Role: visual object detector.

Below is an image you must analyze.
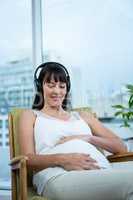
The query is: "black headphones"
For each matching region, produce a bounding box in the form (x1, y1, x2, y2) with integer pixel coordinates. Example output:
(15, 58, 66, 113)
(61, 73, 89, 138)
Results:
(34, 62, 71, 92)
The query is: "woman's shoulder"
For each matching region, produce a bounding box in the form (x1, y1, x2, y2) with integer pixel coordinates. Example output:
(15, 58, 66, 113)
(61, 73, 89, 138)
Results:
(75, 110, 96, 124)
(69, 110, 91, 121)
(20, 109, 36, 121)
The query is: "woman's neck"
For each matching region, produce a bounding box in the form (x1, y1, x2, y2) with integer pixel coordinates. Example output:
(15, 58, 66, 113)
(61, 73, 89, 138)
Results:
(41, 105, 70, 120)
(42, 105, 65, 116)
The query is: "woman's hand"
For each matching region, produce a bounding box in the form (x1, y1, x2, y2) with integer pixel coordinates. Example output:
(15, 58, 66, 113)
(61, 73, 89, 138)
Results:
(56, 135, 91, 145)
(60, 153, 100, 171)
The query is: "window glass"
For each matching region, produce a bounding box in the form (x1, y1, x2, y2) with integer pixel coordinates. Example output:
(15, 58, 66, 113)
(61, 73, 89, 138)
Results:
(0, 0, 32, 188)
(0, 120, 2, 129)
(42, 0, 133, 117)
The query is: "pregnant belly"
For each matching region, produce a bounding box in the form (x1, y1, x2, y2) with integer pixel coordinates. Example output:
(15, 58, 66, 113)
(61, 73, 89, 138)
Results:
(41, 139, 111, 169)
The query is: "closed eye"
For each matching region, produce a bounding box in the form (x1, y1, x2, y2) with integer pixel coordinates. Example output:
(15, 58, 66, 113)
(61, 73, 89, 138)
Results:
(47, 83, 66, 89)
(47, 83, 55, 88)
(60, 85, 66, 88)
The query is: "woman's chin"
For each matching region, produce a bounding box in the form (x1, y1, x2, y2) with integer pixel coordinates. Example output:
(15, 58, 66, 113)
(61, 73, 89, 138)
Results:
(50, 103, 62, 109)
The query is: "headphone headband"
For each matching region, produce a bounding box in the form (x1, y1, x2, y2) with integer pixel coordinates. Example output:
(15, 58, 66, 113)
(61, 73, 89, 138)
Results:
(34, 62, 71, 92)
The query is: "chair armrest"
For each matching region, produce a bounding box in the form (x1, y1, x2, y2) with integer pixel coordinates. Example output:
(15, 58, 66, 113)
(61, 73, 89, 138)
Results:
(10, 155, 28, 169)
(9, 155, 28, 200)
(107, 152, 133, 163)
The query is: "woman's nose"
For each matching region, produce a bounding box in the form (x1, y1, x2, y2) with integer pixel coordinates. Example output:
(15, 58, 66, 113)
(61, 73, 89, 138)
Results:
(53, 86, 60, 93)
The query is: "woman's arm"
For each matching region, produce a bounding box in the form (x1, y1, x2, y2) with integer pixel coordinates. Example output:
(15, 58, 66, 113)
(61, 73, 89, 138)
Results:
(79, 111, 127, 154)
(19, 110, 99, 171)
(19, 110, 63, 171)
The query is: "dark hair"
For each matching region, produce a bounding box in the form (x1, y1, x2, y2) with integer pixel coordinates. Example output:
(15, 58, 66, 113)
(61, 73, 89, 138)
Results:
(32, 62, 71, 110)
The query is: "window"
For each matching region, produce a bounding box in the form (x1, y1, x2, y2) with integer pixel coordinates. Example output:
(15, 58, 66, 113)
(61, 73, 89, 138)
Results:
(42, 0, 133, 118)
(0, 0, 32, 187)
(0, 1, 33, 114)
(5, 120, 8, 129)
(5, 142, 9, 146)
(0, 120, 2, 129)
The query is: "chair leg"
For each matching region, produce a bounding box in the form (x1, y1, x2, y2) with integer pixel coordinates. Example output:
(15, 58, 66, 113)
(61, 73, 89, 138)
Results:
(12, 171, 17, 200)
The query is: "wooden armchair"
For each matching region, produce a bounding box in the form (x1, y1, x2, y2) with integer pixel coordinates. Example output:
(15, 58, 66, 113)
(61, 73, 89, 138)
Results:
(8, 108, 133, 200)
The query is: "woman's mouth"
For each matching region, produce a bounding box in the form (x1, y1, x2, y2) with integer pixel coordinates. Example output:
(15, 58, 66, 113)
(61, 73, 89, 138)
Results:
(51, 96, 61, 101)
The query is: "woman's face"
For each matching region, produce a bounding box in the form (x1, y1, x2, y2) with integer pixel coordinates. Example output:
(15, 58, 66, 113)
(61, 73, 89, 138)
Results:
(43, 77, 67, 109)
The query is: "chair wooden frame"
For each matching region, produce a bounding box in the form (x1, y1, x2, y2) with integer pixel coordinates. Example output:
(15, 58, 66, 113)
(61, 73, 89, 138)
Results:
(9, 111, 28, 200)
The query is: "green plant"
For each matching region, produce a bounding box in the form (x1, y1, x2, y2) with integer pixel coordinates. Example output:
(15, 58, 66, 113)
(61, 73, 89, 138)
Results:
(112, 84, 133, 128)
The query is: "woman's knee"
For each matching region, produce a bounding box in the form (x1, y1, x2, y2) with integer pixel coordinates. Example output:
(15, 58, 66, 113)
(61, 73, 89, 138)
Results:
(43, 182, 66, 200)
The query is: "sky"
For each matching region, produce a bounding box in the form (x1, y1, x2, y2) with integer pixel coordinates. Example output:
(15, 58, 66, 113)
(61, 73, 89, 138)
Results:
(0, 0, 133, 91)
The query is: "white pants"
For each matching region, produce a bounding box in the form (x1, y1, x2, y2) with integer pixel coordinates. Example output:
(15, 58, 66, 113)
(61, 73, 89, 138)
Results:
(42, 167, 133, 200)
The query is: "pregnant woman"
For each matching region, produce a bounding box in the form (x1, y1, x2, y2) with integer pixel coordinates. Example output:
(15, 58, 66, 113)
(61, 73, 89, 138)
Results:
(19, 62, 133, 200)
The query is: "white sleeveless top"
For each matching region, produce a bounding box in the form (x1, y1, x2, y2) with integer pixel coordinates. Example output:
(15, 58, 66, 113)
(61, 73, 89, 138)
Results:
(33, 110, 111, 195)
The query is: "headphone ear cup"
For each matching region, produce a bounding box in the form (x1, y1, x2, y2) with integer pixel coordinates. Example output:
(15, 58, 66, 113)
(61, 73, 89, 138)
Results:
(34, 78, 41, 91)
